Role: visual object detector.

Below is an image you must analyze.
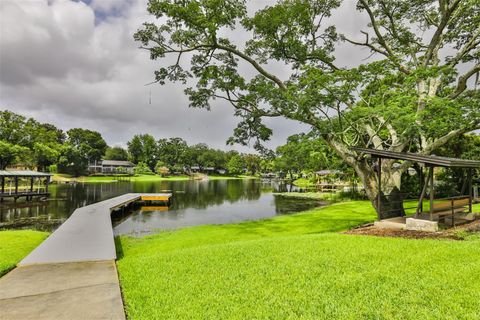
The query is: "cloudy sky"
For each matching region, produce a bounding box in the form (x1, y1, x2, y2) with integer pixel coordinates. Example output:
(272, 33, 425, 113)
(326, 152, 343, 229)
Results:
(0, 0, 369, 151)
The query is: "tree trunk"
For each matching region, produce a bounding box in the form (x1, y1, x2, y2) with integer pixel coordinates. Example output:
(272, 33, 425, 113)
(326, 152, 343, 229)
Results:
(326, 139, 406, 220)
(355, 161, 405, 220)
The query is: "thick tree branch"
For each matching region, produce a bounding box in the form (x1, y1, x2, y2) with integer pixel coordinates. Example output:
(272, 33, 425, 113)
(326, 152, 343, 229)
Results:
(448, 27, 480, 67)
(144, 41, 288, 92)
(359, 0, 394, 56)
(422, 124, 478, 155)
(365, 124, 384, 150)
(357, 0, 410, 74)
(450, 63, 480, 99)
(343, 32, 389, 57)
(423, 0, 462, 66)
(215, 44, 287, 91)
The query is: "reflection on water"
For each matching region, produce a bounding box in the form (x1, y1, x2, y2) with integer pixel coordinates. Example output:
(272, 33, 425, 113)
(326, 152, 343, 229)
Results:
(0, 179, 323, 235)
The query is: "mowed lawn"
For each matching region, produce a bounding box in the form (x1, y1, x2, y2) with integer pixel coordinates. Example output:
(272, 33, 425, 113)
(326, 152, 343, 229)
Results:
(0, 230, 48, 277)
(116, 201, 480, 319)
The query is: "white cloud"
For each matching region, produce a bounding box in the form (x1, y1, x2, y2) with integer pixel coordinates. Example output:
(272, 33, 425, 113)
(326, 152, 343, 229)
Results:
(2, 0, 370, 151)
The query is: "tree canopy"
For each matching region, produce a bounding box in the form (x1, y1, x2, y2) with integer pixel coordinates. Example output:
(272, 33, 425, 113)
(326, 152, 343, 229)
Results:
(136, 0, 480, 218)
(0, 110, 64, 170)
(104, 146, 129, 161)
(127, 134, 158, 170)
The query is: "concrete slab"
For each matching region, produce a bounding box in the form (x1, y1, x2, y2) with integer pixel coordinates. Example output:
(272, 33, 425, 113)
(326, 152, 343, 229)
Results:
(0, 261, 125, 320)
(0, 261, 119, 300)
(19, 193, 171, 265)
(374, 216, 407, 230)
(406, 218, 439, 232)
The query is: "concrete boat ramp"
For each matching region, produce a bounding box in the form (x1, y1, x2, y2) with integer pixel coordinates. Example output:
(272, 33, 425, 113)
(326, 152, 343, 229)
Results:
(0, 193, 171, 320)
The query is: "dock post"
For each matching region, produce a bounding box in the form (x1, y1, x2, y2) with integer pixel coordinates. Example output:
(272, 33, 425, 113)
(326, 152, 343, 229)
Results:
(468, 169, 473, 213)
(419, 167, 423, 213)
(0, 177, 4, 202)
(376, 157, 382, 218)
(429, 166, 434, 221)
(30, 177, 34, 201)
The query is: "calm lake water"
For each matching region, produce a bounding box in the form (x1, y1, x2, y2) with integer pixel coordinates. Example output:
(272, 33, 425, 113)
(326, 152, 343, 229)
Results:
(0, 179, 323, 236)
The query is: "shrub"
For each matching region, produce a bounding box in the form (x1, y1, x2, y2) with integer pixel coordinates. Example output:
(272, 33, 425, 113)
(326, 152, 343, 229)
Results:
(134, 162, 154, 175)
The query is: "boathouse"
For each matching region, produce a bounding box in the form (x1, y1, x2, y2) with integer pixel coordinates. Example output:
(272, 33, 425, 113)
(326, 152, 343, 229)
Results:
(0, 170, 52, 202)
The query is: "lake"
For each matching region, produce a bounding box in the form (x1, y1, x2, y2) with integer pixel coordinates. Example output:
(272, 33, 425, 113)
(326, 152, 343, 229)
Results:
(0, 179, 324, 236)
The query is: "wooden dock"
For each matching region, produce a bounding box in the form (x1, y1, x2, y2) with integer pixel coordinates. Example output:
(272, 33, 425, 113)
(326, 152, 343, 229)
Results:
(0, 193, 171, 319)
(19, 193, 171, 265)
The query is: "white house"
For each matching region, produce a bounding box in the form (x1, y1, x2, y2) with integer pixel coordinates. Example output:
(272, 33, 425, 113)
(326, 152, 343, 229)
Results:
(88, 160, 135, 174)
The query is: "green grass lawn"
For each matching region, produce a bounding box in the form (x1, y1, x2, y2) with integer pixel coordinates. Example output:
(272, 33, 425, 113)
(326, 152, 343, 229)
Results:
(207, 175, 257, 180)
(53, 174, 255, 183)
(0, 230, 48, 277)
(77, 175, 193, 183)
(115, 201, 480, 319)
(275, 191, 357, 202)
(292, 177, 315, 187)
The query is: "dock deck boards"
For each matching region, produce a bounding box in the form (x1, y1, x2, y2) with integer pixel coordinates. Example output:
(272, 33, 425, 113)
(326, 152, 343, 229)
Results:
(19, 193, 171, 265)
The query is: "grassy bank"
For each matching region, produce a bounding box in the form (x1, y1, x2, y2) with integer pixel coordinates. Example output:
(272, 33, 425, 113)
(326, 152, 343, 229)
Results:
(52, 174, 256, 183)
(275, 191, 356, 202)
(207, 175, 257, 180)
(52, 174, 192, 183)
(292, 177, 315, 187)
(0, 230, 48, 277)
(116, 201, 480, 319)
(81, 175, 192, 183)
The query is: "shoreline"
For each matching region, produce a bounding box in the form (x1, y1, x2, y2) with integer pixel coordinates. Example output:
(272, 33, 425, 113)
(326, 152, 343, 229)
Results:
(51, 174, 258, 183)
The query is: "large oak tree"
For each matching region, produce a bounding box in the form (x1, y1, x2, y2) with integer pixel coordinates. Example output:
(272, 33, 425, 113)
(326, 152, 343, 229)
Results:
(135, 0, 480, 218)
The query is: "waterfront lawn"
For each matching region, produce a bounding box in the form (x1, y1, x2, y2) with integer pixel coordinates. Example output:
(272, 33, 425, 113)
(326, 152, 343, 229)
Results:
(208, 175, 257, 180)
(115, 201, 480, 319)
(53, 174, 255, 183)
(78, 175, 192, 183)
(292, 177, 315, 187)
(275, 191, 356, 202)
(0, 230, 48, 277)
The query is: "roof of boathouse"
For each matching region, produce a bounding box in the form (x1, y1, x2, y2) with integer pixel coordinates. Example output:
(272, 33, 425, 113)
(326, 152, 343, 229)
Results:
(351, 147, 480, 168)
(0, 170, 53, 177)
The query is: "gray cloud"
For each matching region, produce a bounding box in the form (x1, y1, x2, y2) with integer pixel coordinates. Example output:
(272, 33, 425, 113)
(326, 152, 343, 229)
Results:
(0, 0, 368, 151)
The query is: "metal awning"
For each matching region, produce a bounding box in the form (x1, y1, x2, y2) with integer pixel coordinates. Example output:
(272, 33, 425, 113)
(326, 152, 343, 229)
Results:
(0, 170, 53, 177)
(351, 147, 480, 168)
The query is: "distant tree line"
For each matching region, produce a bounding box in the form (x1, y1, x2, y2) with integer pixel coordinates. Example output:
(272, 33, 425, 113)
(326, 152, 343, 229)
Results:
(1, 110, 478, 182)
(125, 133, 262, 175)
(0, 110, 107, 175)
(0, 110, 263, 176)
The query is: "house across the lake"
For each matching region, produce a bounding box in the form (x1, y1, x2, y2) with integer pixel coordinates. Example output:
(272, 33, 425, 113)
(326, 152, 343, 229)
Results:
(88, 160, 135, 174)
(188, 166, 226, 175)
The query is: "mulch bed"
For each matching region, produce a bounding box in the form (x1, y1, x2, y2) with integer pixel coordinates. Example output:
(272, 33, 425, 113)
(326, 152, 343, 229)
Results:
(343, 220, 480, 240)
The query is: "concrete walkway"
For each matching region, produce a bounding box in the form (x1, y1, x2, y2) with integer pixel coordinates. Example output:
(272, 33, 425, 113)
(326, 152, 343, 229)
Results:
(0, 261, 125, 320)
(0, 193, 171, 320)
